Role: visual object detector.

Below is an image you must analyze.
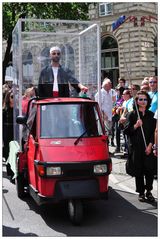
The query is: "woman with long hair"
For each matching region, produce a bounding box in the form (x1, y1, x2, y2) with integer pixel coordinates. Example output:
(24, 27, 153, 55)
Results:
(3, 90, 14, 180)
(124, 90, 157, 202)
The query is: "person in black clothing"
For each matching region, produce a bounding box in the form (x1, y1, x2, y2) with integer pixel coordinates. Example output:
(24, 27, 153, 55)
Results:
(111, 78, 126, 147)
(3, 90, 14, 180)
(38, 46, 88, 97)
(111, 86, 124, 147)
(124, 90, 157, 202)
(117, 78, 126, 97)
(3, 90, 14, 160)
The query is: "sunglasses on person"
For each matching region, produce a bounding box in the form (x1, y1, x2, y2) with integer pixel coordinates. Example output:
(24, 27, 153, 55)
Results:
(10, 95, 13, 99)
(138, 98, 148, 102)
(149, 81, 157, 84)
(52, 52, 60, 56)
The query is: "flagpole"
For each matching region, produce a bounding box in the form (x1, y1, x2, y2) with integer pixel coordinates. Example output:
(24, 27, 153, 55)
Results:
(122, 50, 147, 148)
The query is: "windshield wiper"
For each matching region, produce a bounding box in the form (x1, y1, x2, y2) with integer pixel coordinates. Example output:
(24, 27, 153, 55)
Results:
(74, 118, 99, 146)
(74, 129, 88, 146)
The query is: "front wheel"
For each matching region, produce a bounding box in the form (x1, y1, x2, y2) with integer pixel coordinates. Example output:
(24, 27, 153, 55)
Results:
(68, 199, 83, 225)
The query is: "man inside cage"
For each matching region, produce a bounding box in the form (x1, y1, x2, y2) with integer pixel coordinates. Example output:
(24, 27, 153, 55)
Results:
(38, 46, 88, 97)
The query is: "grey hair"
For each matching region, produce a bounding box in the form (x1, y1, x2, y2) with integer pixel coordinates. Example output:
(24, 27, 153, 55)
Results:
(102, 78, 111, 88)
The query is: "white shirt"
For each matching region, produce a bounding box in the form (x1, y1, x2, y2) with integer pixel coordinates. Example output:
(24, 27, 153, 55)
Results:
(154, 109, 157, 120)
(95, 88, 116, 121)
(52, 67, 59, 92)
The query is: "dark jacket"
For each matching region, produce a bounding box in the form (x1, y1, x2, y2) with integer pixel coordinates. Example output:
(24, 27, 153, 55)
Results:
(123, 110, 157, 176)
(38, 65, 80, 97)
(3, 107, 14, 160)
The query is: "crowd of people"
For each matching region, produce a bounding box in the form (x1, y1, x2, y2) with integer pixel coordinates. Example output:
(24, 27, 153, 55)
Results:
(96, 76, 158, 202)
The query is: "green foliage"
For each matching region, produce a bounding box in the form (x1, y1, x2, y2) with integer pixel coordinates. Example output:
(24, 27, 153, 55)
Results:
(3, 2, 90, 40)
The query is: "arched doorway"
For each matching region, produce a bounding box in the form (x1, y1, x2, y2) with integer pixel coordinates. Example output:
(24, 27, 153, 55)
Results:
(41, 47, 50, 68)
(61, 44, 77, 96)
(22, 51, 33, 87)
(61, 44, 75, 73)
(101, 35, 119, 87)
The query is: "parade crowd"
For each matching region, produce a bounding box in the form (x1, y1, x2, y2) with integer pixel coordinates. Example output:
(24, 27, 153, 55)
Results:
(95, 77, 157, 155)
(95, 76, 157, 202)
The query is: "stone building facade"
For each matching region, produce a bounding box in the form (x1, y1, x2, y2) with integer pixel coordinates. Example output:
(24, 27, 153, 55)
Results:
(88, 2, 158, 86)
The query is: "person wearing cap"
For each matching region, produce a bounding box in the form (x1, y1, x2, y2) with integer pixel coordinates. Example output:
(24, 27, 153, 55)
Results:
(38, 46, 88, 97)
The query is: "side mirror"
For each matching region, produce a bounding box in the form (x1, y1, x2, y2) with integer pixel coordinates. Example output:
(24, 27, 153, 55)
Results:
(16, 115, 27, 125)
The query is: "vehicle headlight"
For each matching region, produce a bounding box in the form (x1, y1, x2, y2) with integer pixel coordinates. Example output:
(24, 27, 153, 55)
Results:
(94, 164, 107, 174)
(46, 167, 62, 176)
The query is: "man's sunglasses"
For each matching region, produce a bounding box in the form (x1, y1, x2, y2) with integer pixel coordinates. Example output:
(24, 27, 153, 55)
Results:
(52, 52, 60, 56)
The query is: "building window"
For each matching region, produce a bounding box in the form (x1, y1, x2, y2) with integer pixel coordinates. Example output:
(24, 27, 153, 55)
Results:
(6, 65, 13, 77)
(99, 3, 112, 16)
(101, 36, 119, 86)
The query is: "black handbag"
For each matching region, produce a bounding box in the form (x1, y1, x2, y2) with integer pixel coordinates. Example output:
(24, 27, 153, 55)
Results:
(144, 153, 157, 176)
(125, 157, 135, 177)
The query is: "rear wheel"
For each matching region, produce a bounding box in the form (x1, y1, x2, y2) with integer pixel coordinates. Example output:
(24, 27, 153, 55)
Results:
(68, 199, 83, 225)
(16, 173, 26, 198)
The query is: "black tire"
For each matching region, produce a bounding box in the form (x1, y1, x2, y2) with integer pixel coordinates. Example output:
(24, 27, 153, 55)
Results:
(68, 199, 83, 225)
(16, 173, 26, 198)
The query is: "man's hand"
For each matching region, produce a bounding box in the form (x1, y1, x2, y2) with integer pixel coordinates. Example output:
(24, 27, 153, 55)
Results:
(78, 83, 88, 92)
(119, 116, 126, 124)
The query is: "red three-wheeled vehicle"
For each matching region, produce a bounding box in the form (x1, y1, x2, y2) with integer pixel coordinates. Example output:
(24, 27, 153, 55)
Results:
(16, 96, 112, 225)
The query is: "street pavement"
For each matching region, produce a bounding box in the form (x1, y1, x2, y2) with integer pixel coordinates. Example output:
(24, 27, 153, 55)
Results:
(109, 144, 158, 200)
(2, 145, 158, 236)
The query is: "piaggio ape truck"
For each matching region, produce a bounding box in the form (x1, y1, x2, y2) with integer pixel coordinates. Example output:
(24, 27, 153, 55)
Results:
(16, 96, 112, 225)
(11, 19, 112, 225)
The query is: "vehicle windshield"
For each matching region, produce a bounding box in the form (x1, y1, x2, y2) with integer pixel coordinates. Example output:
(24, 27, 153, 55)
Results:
(40, 103, 103, 138)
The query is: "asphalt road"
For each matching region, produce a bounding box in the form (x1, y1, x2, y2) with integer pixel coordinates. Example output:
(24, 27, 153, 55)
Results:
(2, 162, 158, 237)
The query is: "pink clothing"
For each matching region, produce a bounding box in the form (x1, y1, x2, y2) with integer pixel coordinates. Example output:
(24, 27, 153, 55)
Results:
(22, 97, 29, 115)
